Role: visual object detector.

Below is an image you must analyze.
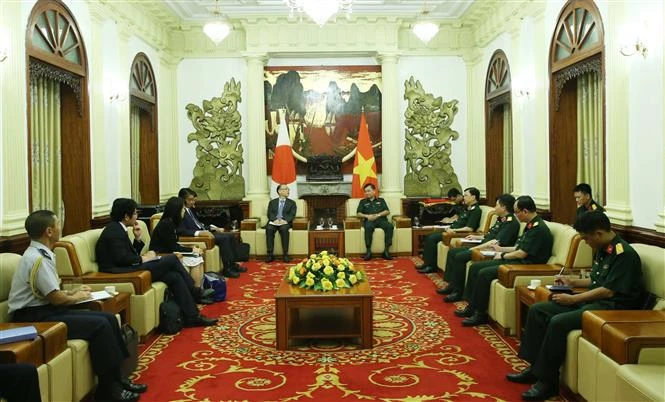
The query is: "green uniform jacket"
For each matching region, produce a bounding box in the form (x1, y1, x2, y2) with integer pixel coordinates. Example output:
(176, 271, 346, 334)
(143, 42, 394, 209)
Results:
(575, 200, 605, 221)
(357, 197, 390, 223)
(482, 214, 520, 246)
(451, 203, 482, 230)
(515, 216, 553, 264)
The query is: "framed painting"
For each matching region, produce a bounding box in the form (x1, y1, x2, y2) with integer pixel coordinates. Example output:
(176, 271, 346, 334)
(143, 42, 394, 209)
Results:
(264, 65, 382, 175)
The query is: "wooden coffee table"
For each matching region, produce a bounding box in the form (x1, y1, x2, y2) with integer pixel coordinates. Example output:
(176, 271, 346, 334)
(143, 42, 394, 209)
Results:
(275, 269, 373, 350)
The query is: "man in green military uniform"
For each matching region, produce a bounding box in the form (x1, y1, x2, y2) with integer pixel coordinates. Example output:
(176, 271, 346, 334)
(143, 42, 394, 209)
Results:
(574, 182, 604, 221)
(357, 183, 393, 260)
(506, 211, 644, 401)
(417, 187, 483, 274)
(440, 194, 521, 302)
(455, 195, 553, 326)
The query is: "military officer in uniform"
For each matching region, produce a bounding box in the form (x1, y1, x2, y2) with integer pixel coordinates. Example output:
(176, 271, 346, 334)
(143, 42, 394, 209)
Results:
(417, 187, 483, 273)
(456, 195, 553, 326)
(357, 183, 393, 260)
(507, 211, 645, 401)
(573, 183, 604, 220)
(8, 210, 147, 402)
(440, 194, 520, 302)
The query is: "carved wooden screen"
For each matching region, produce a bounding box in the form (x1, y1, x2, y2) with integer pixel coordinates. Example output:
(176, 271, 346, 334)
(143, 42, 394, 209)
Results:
(485, 49, 512, 203)
(129, 53, 159, 204)
(548, 0, 605, 224)
(26, 0, 91, 234)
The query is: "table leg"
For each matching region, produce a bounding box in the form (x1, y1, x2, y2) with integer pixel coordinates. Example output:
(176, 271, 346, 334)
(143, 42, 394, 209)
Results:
(275, 299, 288, 350)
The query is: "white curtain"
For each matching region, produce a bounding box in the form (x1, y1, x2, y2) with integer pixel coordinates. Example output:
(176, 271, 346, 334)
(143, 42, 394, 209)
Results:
(503, 104, 514, 194)
(130, 105, 141, 203)
(30, 77, 63, 222)
(577, 72, 604, 205)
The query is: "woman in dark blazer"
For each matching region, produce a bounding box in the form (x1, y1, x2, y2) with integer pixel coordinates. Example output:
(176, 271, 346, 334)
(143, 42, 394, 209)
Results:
(150, 197, 206, 289)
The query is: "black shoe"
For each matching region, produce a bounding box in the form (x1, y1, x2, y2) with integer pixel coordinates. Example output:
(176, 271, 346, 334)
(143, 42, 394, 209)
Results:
(506, 367, 537, 384)
(97, 382, 140, 402)
(221, 268, 240, 278)
(417, 265, 436, 274)
(436, 285, 455, 295)
(185, 314, 218, 328)
(283, 255, 291, 263)
(266, 254, 274, 263)
(200, 288, 215, 298)
(444, 291, 462, 303)
(382, 250, 393, 260)
(454, 305, 473, 318)
(197, 297, 215, 305)
(120, 378, 148, 393)
(233, 263, 248, 273)
(414, 263, 424, 270)
(521, 381, 559, 401)
(363, 251, 372, 261)
(462, 312, 489, 327)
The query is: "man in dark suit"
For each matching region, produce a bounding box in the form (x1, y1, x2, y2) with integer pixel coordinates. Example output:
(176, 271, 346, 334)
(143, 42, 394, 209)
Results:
(177, 188, 244, 278)
(266, 184, 297, 262)
(96, 198, 217, 328)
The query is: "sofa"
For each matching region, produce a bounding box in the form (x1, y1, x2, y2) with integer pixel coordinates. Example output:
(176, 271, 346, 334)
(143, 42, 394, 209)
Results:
(1, 253, 80, 401)
(489, 221, 593, 335)
(436, 205, 496, 271)
(344, 197, 412, 257)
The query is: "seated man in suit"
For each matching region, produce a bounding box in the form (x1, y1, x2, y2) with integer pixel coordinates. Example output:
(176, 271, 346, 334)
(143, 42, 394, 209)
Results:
(417, 187, 483, 273)
(177, 188, 244, 278)
(573, 182, 604, 221)
(266, 184, 297, 262)
(506, 211, 644, 401)
(9, 210, 147, 402)
(455, 195, 553, 326)
(440, 193, 520, 302)
(96, 198, 217, 328)
(356, 183, 393, 261)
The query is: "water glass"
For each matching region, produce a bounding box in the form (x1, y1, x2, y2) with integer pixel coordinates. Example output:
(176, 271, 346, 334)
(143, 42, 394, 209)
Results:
(327, 217, 334, 228)
(231, 220, 238, 231)
(413, 216, 420, 227)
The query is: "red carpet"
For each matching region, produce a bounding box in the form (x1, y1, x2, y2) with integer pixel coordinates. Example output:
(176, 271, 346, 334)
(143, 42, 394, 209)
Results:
(134, 258, 531, 401)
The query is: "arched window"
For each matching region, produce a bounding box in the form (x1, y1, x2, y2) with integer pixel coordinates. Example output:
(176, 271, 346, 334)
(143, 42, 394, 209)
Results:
(548, 0, 605, 224)
(26, 0, 91, 234)
(129, 53, 159, 204)
(485, 49, 513, 202)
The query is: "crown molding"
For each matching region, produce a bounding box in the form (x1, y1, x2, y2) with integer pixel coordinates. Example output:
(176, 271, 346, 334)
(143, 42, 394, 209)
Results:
(461, 0, 545, 48)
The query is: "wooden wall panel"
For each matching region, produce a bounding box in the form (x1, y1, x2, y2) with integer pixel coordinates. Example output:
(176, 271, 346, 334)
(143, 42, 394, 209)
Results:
(139, 108, 159, 204)
(485, 105, 504, 203)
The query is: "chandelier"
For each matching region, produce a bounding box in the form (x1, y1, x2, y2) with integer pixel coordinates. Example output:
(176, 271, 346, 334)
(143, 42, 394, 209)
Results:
(284, 0, 354, 27)
(412, 4, 439, 43)
(203, 0, 231, 45)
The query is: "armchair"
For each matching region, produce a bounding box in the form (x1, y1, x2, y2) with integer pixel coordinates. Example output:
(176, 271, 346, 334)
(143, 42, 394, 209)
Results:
(489, 221, 593, 335)
(436, 206, 496, 270)
(344, 197, 412, 257)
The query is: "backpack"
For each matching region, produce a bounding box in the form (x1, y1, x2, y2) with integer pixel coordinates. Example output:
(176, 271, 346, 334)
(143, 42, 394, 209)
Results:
(234, 239, 250, 262)
(158, 290, 183, 334)
(203, 273, 227, 302)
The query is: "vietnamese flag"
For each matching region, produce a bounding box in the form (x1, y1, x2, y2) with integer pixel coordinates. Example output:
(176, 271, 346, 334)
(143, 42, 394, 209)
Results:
(271, 110, 298, 199)
(351, 111, 378, 198)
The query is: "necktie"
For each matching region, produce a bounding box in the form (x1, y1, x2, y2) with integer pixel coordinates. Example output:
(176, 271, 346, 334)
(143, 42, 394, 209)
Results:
(189, 209, 204, 229)
(277, 199, 285, 219)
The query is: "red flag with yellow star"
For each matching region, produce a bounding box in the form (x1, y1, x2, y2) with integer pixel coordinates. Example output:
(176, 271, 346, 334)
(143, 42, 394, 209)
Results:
(351, 112, 378, 198)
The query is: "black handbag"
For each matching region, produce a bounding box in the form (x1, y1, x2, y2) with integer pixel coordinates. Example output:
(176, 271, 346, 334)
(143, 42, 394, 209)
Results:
(158, 290, 183, 335)
(120, 324, 139, 377)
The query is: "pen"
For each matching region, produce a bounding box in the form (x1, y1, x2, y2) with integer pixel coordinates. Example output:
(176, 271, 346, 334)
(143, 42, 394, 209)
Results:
(557, 266, 566, 276)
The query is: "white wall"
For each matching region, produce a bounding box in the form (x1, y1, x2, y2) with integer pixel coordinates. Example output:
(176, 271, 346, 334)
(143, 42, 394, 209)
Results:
(398, 56, 468, 187)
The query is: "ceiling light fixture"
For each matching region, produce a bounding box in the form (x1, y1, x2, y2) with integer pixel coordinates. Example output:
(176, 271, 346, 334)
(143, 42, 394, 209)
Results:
(284, 0, 353, 27)
(203, 0, 231, 45)
(412, 2, 439, 44)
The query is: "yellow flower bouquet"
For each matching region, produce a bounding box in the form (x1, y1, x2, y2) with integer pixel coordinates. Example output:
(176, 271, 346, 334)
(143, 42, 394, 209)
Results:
(287, 250, 364, 291)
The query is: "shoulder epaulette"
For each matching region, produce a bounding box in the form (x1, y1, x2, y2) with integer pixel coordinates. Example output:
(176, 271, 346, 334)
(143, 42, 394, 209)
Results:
(533, 221, 539, 227)
(616, 243, 624, 255)
(38, 248, 52, 260)
(507, 216, 512, 221)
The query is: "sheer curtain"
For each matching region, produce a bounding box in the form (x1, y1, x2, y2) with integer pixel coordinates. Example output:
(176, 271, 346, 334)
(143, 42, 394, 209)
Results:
(577, 72, 604, 204)
(130, 105, 141, 203)
(30, 77, 63, 222)
(503, 104, 514, 194)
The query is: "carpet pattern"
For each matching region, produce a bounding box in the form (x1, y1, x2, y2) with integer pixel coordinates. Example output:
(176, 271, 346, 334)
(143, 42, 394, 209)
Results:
(134, 257, 529, 401)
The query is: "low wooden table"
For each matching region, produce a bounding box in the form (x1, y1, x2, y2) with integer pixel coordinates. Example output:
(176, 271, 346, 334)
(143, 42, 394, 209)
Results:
(515, 285, 536, 340)
(274, 269, 373, 350)
(308, 228, 345, 256)
(411, 227, 446, 256)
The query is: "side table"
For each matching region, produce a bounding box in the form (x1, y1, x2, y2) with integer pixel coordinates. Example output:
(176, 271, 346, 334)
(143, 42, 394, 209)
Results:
(515, 285, 536, 340)
(308, 229, 345, 256)
(79, 292, 131, 325)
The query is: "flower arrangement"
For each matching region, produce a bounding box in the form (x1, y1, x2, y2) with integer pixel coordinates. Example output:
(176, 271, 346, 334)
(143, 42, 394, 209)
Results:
(287, 250, 364, 291)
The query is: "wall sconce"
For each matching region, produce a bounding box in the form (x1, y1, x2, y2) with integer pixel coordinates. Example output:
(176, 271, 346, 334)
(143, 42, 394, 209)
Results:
(108, 93, 127, 103)
(0, 48, 7, 62)
(620, 22, 649, 58)
(515, 88, 530, 98)
(620, 41, 648, 58)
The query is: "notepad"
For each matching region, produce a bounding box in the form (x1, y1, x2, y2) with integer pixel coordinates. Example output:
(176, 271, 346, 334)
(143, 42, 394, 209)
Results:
(0, 326, 38, 345)
(75, 290, 114, 304)
(463, 238, 483, 243)
(547, 285, 574, 294)
(480, 250, 497, 257)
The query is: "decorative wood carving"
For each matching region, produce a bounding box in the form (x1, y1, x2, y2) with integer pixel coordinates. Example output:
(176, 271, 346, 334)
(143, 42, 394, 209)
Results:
(29, 58, 82, 115)
(553, 54, 601, 111)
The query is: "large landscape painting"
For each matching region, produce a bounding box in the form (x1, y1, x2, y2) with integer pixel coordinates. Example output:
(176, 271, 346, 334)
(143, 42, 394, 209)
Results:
(264, 66, 382, 175)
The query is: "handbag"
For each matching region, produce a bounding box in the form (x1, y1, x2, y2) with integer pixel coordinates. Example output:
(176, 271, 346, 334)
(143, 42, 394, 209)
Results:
(120, 324, 138, 377)
(203, 273, 227, 302)
(158, 290, 184, 334)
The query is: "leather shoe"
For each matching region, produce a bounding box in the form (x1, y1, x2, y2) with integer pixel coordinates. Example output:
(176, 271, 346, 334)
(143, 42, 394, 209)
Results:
(454, 305, 474, 318)
(444, 291, 462, 303)
(283, 255, 291, 263)
(506, 367, 537, 384)
(97, 382, 139, 402)
(221, 268, 240, 278)
(462, 312, 489, 326)
(200, 288, 215, 299)
(120, 378, 148, 393)
(363, 251, 372, 261)
(197, 297, 215, 305)
(233, 263, 247, 273)
(417, 265, 436, 274)
(266, 254, 274, 263)
(382, 250, 393, 260)
(436, 285, 455, 295)
(185, 314, 218, 328)
(414, 263, 424, 270)
(521, 381, 559, 401)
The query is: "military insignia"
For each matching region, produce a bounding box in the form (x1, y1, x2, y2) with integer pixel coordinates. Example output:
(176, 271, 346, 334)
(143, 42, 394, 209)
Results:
(507, 216, 512, 221)
(591, 204, 597, 210)
(38, 248, 52, 260)
(616, 243, 624, 255)
(533, 221, 539, 227)
(606, 244, 614, 254)
(470, 206, 476, 210)
(602, 264, 609, 270)
(527, 223, 533, 229)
